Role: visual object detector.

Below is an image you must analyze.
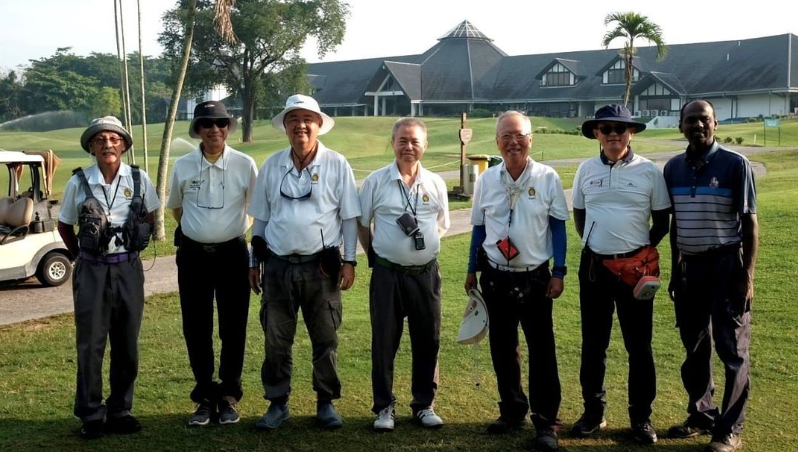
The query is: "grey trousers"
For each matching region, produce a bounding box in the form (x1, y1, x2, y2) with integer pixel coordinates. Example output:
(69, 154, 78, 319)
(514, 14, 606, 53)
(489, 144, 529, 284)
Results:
(260, 258, 342, 404)
(369, 259, 441, 414)
(72, 256, 144, 422)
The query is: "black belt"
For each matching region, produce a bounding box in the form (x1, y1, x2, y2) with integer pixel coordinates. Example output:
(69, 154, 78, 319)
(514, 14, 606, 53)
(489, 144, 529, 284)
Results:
(182, 235, 244, 253)
(375, 256, 436, 275)
(682, 243, 741, 259)
(269, 250, 323, 264)
(590, 246, 644, 260)
(79, 251, 138, 263)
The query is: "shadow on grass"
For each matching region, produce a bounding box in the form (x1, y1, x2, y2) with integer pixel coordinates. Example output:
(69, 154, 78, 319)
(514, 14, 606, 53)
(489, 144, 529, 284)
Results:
(0, 414, 711, 452)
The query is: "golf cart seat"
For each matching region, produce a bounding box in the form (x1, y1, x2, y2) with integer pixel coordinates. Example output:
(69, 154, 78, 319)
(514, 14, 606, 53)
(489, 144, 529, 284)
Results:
(0, 196, 33, 245)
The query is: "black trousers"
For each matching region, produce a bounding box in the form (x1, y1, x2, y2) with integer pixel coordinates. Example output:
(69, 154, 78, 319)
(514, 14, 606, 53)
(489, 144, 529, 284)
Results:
(479, 263, 562, 431)
(260, 257, 342, 404)
(673, 247, 751, 436)
(73, 256, 144, 422)
(577, 250, 656, 424)
(177, 236, 250, 404)
(369, 259, 441, 414)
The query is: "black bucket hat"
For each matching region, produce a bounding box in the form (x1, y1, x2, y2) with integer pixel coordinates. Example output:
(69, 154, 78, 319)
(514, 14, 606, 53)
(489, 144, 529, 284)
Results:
(189, 101, 237, 138)
(581, 104, 647, 139)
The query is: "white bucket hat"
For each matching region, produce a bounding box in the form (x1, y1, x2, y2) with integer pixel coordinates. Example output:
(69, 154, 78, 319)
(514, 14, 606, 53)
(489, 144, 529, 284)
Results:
(457, 289, 489, 345)
(271, 94, 335, 135)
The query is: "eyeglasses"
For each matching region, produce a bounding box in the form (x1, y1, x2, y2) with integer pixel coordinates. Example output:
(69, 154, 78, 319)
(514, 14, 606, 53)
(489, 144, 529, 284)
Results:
(498, 133, 531, 143)
(91, 136, 123, 146)
(279, 167, 313, 201)
(598, 124, 629, 135)
(196, 118, 230, 129)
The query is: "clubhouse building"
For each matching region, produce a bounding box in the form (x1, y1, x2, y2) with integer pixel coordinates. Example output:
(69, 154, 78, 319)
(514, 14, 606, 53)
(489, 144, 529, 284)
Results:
(306, 21, 798, 121)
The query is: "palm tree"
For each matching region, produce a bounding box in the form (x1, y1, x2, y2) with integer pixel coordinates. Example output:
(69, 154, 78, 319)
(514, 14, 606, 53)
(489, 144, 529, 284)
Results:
(602, 12, 667, 108)
(153, 0, 236, 240)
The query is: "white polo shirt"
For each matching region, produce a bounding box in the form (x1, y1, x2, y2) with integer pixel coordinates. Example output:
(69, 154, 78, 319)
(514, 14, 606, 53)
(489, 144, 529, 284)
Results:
(167, 145, 257, 243)
(471, 157, 568, 269)
(359, 161, 450, 266)
(249, 141, 360, 256)
(59, 163, 160, 255)
(572, 151, 671, 254)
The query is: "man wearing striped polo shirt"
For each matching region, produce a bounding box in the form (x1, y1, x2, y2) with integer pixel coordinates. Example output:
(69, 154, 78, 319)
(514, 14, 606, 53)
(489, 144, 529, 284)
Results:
(664, 100, 759, 452)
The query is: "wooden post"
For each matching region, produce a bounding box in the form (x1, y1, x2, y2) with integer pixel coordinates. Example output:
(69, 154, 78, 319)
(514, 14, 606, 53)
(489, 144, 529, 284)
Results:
(458, 112, 473, 194)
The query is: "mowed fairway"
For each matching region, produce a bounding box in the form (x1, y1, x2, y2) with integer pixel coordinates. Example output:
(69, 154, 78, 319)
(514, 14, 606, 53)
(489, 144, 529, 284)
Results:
(1, 123, 797, 452)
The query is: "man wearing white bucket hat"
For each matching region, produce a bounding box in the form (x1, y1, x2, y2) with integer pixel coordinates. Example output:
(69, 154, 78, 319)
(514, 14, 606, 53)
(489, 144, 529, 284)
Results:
(249, 94, 360, 430)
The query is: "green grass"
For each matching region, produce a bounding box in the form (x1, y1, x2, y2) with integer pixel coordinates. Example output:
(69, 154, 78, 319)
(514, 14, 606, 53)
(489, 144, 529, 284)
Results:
(1, 149, 796, 451)
(4, 116, 797, 200)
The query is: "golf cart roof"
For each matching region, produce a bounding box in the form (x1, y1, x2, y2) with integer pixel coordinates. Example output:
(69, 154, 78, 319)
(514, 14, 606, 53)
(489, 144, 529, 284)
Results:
(0, 150, 45, 164)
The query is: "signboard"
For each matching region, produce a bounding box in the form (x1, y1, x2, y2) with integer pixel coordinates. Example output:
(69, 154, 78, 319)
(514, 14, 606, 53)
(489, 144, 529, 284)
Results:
(459, 129, 473, 145)
(764, 118, 780, 127)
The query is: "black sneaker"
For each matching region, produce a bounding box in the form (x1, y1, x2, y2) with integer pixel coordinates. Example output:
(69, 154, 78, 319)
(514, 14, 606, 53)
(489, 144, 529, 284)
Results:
(705, 432, 742, 452)
(189, 403, 214, 426)
(79, 420, 104, 440)
(570, 414, 606, 437)
(668, 419, 713, 438)
(486, 416, 525, 434)
(218, 402, 240, 425)
(534, 428, 559, 451)
(632, 421, 658, 444)
(106, 415, 142, 434)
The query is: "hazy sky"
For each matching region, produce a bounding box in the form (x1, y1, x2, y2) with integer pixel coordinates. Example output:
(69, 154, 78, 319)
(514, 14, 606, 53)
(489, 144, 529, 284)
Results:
(2, 0, 796, 71)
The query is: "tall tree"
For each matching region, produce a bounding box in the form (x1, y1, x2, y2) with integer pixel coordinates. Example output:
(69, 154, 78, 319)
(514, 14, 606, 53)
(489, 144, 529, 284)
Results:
(159, 0, 349, 142)
(602, 12, 667, 108)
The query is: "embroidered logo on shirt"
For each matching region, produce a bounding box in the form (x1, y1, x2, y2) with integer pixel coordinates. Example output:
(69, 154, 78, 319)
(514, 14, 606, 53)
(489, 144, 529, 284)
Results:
(709, 177, 719, 188)
(189, 180, 203, 191)
(528, 187, 536, 198)
(588, 179, 604, 188)
(627, 182, 637, 188)
(311, 173, 319, 182)
(124, 188, 132, 199)
(422, 194, 430, 203)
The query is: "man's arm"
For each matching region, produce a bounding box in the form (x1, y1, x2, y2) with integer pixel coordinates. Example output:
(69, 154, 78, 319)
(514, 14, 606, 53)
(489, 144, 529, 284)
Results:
(740, 213, 759, 302)
(57, 221, 79, 260)
(172, 207, 182, 223)
(649, 208, 670, 247)
(573, 208, 586, 238)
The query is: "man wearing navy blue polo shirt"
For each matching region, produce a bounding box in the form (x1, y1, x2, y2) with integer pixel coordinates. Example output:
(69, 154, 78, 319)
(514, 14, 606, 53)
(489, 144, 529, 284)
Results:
(663, 100, 759, 452)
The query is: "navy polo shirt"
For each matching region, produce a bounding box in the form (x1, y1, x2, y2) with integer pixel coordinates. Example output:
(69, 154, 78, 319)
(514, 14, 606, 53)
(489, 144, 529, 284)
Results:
(663, 141, 756, 255)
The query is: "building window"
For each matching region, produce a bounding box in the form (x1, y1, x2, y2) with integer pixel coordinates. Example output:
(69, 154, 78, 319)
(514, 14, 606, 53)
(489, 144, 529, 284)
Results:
(603, 60, 638, 85)
(543, 63, 573, 87)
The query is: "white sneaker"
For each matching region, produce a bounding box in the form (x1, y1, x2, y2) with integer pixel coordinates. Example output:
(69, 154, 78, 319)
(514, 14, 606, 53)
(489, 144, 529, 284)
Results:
(415, 408, 443, 429)
(373, 404, 395, 432)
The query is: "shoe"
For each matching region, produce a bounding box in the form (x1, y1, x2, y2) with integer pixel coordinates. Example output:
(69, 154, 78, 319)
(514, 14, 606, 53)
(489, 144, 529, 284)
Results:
(256, 403, 290, 430)
(415, 408, 443, 429)
(316, 402, 343, 429)
(106, 415, 142, 434)
(705, 433, 742, 452)
(373, 404, 395, 432)
(486, 416, 525, 434)
(668, 418, 713, 438)
(534, 428, 559, 451)
(189, 403, 214, 426)
(218, 403, 240, 425)
(632, 421, 658, 444)
(570, 413, 606, 437)
(79, 420, 104, 440)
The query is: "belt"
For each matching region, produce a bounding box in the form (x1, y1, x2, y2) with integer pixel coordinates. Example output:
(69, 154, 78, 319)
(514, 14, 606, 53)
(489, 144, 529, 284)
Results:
(591, 246, 645, 260)
(486, 260, 545, 273)
(79, 251, 138, 264)
(682, 243, 742, 259)
(374, 256, 436, 275)
(182, 235, 244, 253)
(269, 250, 323, 264)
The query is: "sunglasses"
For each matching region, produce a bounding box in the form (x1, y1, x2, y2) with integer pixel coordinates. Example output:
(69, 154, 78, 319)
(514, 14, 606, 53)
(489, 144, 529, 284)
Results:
(597, 124, 629, 135)
(279, 167, 313, 201)
(196, 118, 230, 129)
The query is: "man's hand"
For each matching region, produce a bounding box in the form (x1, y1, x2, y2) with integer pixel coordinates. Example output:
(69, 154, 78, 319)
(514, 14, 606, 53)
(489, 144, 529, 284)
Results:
(734, 271, 754, 312)
(546, 277, 564, 299)
(340, 263, 355, 290)
(464, 273, 478, 294)
(249, 267, 261, 295)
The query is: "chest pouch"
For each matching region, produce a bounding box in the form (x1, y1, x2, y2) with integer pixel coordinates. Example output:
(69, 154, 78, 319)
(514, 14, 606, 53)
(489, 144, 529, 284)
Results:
(74, 168, 113, 255)
(121, 165, 153, 252)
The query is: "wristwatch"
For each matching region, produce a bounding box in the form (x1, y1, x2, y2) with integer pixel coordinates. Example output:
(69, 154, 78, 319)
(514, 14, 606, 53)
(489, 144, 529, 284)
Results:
(343, 260, 357, 267)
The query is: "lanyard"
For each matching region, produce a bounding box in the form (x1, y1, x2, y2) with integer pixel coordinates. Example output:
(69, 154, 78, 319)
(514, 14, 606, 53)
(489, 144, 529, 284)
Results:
(397, 180, 419, 217)
(100, 175, 121, 214)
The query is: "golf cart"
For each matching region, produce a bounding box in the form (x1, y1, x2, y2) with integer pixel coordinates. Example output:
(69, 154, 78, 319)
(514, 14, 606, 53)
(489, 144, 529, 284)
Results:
(0, 149, 72, 286)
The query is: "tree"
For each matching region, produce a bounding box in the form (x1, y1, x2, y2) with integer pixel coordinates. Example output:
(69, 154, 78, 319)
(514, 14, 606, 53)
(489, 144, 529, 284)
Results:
(602, 12, 667, 108)
(89, 87, 123, 118)
(159, 0, 349, 142)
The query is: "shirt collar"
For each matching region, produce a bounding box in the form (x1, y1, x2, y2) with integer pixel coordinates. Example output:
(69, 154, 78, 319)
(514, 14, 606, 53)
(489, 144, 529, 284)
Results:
(87, 163, 130, 185)
(390, 161, 426, 186)
(498, 156, 533, 183)
(684, 140, 720, 165)
(197, 144, 230, 169)
(600, 147, 635, 166)
(280, 141, 327, 168)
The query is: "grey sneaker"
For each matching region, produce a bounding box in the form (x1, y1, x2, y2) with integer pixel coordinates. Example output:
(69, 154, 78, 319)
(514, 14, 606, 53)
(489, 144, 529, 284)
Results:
(570, 413, 607, 437)
(218, 403, 240, 425)
(415, 408, 443, 429)
(188, 404, 213, 427)
(317, 402, 343, 429)
(256, 403, 290, 430)
(373, 404, 395, 432)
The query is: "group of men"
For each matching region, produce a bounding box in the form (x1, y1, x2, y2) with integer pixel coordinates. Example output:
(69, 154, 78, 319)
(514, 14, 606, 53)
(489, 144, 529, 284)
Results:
(60, 95, 757, 452)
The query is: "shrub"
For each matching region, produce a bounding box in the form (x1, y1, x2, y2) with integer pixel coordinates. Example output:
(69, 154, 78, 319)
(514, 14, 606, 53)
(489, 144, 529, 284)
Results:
(724, 136, 734, 144)
(736, 137, 744, 145)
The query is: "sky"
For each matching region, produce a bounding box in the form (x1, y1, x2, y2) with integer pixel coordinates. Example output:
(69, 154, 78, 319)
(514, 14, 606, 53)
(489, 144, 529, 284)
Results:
(2, 0, 797, 71)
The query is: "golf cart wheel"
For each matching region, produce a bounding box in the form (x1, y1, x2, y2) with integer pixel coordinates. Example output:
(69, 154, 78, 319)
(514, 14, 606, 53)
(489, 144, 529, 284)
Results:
(36, 252, 72, 287)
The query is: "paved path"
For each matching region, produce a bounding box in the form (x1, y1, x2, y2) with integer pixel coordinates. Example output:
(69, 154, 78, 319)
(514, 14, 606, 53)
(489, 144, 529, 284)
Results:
(0, 144, 781, 326)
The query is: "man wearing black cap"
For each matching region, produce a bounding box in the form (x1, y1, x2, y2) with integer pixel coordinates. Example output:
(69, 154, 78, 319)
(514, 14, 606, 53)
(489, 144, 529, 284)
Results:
(58, 116, 160, 439)
(167, 101, 257, 426)
(570, 105, 670, 444)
